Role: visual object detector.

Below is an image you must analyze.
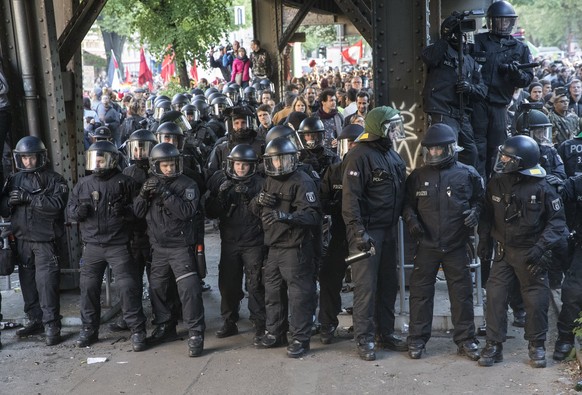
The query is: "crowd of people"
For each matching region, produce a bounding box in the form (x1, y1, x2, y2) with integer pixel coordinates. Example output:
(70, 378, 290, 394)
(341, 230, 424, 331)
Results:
(0, 0, 581, 369)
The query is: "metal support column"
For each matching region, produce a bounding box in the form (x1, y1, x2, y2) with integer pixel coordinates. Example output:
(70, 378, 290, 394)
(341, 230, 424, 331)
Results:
(252, 0, 282, 96)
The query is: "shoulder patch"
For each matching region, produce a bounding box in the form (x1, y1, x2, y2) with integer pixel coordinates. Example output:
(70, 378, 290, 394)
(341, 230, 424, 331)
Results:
(305, 191, 316, 203)
(185, 188, 196, 201)
(311, 170, 320, 180)
(348, 170, 360, 177)
(552, 198, 562, 211)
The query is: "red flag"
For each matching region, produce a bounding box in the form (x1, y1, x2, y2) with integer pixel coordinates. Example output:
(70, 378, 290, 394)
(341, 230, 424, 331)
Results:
(341, 40, 363, 65)
(161, 51, 175, 83)
(190, 59, 198, 81)
(138, 48, 153, 90)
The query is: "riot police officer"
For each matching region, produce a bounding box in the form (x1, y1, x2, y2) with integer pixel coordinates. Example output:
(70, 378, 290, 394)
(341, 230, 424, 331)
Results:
(318, 124, 363, 344)
(477, 135, 566, 368)
(402, 124, 483, 360)
(468, 1, 534, 177)
(250, 137, 320, 358)
(297, 116, 340, 177)
(206, 144, 266, 344)
(422, 13, 487, 170)
(342, 106, 408, 361)
(67, 141, 147, 351)
(133, 143, 206, 357)
(0, 136, 68, 346)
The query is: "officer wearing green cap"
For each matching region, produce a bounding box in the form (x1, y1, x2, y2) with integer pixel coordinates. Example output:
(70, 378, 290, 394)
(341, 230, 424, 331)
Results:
(341, 106, 408, 361)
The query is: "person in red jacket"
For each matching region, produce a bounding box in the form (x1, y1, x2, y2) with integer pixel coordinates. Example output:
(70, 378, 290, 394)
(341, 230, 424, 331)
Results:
(231, 48, 251, 88)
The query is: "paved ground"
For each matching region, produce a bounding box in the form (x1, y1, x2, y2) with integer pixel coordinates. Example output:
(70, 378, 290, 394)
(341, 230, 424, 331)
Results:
(0, 228, 580, 394)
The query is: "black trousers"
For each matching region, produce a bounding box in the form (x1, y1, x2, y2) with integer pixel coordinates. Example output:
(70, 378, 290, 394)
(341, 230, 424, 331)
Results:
(150, 245, 205, 335)
(485, 246, 550, 343)
(80, 243, 146, 333)
(318, 233, 349, 327)
(264, 246, 315, 342)
(16, 240, 60, 325)
(408, 245, 475, 345)
(351, 226, 398, 342)
(557, 246, 582, 342)
(471, 100, 508, 179)
(218, 243, 265, 327)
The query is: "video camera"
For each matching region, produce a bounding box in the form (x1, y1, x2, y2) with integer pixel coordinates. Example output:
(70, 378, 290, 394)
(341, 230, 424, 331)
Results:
(445, 9, 485, 35)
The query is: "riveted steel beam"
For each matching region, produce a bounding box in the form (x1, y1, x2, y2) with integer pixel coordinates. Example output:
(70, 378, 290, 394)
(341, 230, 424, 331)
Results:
(58, 0, 108, 68)
(252, 0, 282, 95)
(332, 0, 371, 44)
(278, 0, 317, 53)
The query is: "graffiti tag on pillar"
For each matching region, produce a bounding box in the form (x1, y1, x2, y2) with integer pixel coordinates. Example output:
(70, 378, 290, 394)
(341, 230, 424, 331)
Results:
(391, 101, 422, 172)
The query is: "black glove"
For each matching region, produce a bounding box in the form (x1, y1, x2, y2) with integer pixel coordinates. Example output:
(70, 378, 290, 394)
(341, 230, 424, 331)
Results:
(354, 230, 375, 252)
(262, 210, 293, 226)
(77, 203, 92, 221)
(234, 183, 250, 202)
(525, 246, 549, 276)
(408, 220, 425, 240)
(455, 79, 473, 94)
(111, 202, 124, 217)
(545, 174, 564, 187)
(257, 191, 277, 207)
(463, 208, 479, 228)
(507, 61, 521, 78)
(218, 179, 234, 201)
(9, 189, 31, 206)
(477, 237, 492, 262)
(140, 178, 159, 200)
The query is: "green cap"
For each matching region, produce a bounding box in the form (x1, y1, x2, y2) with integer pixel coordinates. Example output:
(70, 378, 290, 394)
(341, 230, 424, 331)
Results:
(357, 106, 400, 142)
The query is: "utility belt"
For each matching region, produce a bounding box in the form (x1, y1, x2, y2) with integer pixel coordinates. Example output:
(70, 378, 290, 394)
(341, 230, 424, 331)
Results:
(429, 111, 469, 123)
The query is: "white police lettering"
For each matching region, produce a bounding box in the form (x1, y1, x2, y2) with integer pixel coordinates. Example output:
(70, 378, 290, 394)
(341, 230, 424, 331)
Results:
(306, 192, 316, 203)
(569, 144, 582, 154)
(492, 195, 501, 203)
(416, 190, 428, 197)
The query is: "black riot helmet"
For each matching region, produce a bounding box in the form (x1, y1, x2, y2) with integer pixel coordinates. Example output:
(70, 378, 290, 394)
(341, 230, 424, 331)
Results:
(263, 137, 298, 178)
(154, 95, 170, 106)
(126, 129, 157, 163)
(149, 142, 183, 179)
(211, 96, 233, 119)
(181, 104, 200, 122)
(494, 135, 545, 177)
(224, 106, 257, 141)
(337, 124, 364, 159)
(515, 110, 553, 147)
(86, 140, 119, 175)
(204, 87, 219, 98)
(13, 136, 48, 172)
(89, 125, 113, 143)
(171, 93, 189, 111)
(259, 78, 274, 93)
(191, 88, 204, 96)
(222, 85, 240, 103)
(193, 99, 210, 120)
(487, 1, 518, 36)
(243, 86, 257, 102)
(159, 110, 192, 134)
(155, 121, 185, 150)
(421, 123, 459, 167)
(225, 144, 258, 180)
(298, 116, 325, 150)
(265, 124, 304, 150)
(153, 100, 172, 121)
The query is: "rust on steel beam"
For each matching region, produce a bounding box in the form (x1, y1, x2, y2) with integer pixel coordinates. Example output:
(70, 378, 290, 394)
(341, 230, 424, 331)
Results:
(278, 0, 317, 52)
(333, 0, 371, 44)
(57, 0, 108, 68)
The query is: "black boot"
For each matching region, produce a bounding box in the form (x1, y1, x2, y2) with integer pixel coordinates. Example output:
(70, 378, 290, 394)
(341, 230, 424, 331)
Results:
(45, 322, 62, 346)
(512, 310, 526, 328)
(457, 339, 480, 361)
(131, 331, 148, 352)
(287, 340, 310, 358)
(553, 339, 574, 361)
(108, 316, 129, 332)
(376, 333, 408, 351)
(76, 326, 99, 348)
(148, 322, 177, 344)
(478, 341, 503, 366)
(253, 326, 266, 347)
(408, 342, 425, 360)
(259, 332, 288, 348)
(16, 320, 44, 338)
(357, 338, 376, 361)
(188, 334, 204, 357)
(320, 324, 336, 345)
(528, 341, 546, 368)
(216, 320, 238, 338)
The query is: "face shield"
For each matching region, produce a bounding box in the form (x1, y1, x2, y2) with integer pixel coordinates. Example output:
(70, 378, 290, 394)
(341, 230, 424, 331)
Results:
(422, 143, 456, 166)
(338, 139, 355, 160)
(530, 126, 553, 147)
(226, 115, 257, 135)
(183, 108, 200, 122)
(299, 131, 324, 150)
(493, 147, 521, 174)
(488, 17, 516, 36)
(173, 115, 193, 133)
(156, 133, 185, 150)
(127, 140, 156, 162)
(86, 150, 118, 174)
(150, 156, 184, 179)
(13, 152, 47, 172)
(224, 90, 240, 103)
(213, 102, 229, 118)
(263, 153, 298, 177)
(383, 115, 406, 141)
(225, 159, 257, 180)
(153, 106, 168, 121)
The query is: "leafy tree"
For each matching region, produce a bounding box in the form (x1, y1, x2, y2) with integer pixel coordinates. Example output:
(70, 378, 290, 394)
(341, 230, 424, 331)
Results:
(298, 25, 337, 57)
(98, 0, 137, 79)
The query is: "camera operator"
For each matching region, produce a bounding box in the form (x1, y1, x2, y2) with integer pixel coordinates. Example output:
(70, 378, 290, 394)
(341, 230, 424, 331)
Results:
(208, 45, 231, 82)
(468, 1, 534, 178)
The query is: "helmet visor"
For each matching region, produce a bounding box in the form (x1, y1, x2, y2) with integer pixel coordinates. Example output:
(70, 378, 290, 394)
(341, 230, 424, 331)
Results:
(183, 108, 200, 122)
(493, 148, 521, 174)
(531, 126, 553, 147)
(153, 106, 167, 121)
(150, 156, 183, 178)
(127, 140, 156, 161)
(422, 143, 455, 166)
(156, 134, 184, 150)
(338, 138, 354, 160)
(226, 115, 257, 135)
(13, 152, 47, 172)
(383, 116, 405, 140)
(225, 158, 257, 180)
(86, 150, 118, 173)
(264, 153, 298, 176)
(488, 16, 516, 35)
(299, 131, 324, 150)
(173, 115, 193, 133)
